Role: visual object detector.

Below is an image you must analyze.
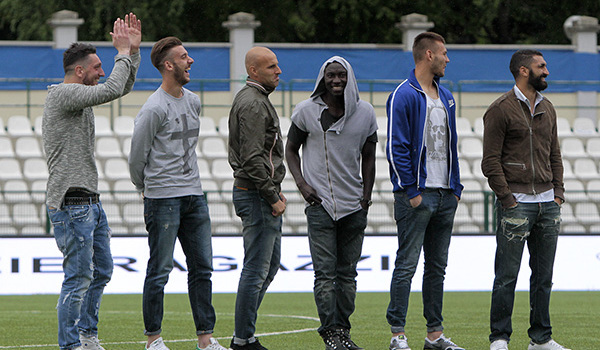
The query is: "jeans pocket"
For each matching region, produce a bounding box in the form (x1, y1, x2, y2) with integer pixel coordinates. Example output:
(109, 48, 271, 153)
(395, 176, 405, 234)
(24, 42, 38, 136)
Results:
(67, 205, 92, 222)
(48, 208, 67, 253)
(501, 206, 530, 241)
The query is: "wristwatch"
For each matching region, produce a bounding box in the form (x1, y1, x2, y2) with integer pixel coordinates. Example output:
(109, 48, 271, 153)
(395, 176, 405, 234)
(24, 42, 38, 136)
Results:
(361, 198, 373, 207)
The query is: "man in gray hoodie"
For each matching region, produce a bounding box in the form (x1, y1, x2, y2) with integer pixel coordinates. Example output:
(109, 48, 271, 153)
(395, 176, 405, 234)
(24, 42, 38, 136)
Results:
(128, 37, 228, 350)
(43, 14, 140, 350)
(285, 56, 377, 350)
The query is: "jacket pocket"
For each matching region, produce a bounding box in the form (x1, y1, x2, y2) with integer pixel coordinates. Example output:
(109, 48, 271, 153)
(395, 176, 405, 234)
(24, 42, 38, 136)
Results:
(502, 162, 528, 181)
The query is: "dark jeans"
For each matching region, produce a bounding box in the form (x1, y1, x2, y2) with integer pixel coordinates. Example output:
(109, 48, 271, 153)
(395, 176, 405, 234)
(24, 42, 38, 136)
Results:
(387, 189, 458, 334)
(142, 195, 215, 336)
(490, 200, 561, 344)
(48, 202, 113, 350)
(306, 205, 368, 334)
(232, 187, 282, 345)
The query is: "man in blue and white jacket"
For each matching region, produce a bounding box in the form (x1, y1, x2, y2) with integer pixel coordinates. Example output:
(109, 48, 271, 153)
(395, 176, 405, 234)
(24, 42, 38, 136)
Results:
(385, 32, 464, 350)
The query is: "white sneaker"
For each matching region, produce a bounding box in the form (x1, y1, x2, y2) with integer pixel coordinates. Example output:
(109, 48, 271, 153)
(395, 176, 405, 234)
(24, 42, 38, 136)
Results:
(145, 337, 170, 350)
(390, 335, 411, 350)
(490, 339, 508, 350)
(198, 338, 231, 350)
(528, 340, 571, 350)
(424, 334, 465, 350)
(80, 334, 105, 350)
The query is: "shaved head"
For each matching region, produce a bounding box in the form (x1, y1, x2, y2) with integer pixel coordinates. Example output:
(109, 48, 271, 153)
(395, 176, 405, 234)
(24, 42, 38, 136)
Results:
(244, 46, 282, 90)
(245, 46, 276, 74)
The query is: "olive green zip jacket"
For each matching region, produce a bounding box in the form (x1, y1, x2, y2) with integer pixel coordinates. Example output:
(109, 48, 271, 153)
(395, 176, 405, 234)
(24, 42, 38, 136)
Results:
(228, 78, 286, 204)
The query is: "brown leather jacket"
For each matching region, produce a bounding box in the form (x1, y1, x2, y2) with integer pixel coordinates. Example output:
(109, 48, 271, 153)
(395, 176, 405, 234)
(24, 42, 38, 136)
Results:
(481, 88, 564, 208)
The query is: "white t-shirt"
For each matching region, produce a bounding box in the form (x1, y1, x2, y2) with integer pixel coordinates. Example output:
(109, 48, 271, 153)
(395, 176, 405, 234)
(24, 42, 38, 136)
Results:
(424, 95, 450, 189)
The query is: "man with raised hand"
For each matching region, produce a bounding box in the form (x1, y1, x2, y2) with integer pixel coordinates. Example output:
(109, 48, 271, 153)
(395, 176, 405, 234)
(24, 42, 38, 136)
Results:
(43, 13, 141, 350)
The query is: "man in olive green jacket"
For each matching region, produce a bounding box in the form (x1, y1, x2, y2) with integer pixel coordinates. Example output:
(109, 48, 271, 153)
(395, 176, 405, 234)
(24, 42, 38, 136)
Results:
(227, 46, 286, 350)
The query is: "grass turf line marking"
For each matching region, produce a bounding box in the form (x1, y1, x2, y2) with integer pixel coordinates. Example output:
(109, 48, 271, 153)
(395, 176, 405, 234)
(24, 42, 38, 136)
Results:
(0, 313, 320, 349)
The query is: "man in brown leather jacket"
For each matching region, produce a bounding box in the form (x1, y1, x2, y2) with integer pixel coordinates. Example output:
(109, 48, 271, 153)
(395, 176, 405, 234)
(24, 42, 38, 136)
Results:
(482, 49, 569, 350)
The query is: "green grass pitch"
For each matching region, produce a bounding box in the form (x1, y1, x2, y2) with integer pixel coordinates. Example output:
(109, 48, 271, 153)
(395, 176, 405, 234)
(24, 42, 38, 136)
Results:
(0, 291, 598, 349)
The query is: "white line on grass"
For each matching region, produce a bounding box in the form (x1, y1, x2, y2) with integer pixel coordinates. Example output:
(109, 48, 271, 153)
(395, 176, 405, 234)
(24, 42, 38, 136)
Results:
(0, 313, 320, 349)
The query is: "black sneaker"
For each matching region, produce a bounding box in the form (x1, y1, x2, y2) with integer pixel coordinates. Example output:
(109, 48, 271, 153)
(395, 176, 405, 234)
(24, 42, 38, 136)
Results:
(321, 329, 347, 350)
(230, 338, 267, 350)
(336, 329, 363, 350)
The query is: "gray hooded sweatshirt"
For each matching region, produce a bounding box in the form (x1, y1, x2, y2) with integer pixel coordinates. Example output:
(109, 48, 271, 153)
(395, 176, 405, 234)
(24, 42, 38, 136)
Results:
(290, 56, 378, 220)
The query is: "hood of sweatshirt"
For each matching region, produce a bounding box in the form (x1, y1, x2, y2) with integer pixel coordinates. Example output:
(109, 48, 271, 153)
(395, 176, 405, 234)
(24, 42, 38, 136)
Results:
(310, 56, 360, 126)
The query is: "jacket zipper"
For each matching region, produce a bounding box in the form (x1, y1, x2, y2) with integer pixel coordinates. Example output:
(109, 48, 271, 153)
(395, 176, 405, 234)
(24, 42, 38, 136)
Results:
(505, 162, 527, 170)
(519, 103, 537, 194)
(323, 130, 337, 219)
(269, 133, 277, 178)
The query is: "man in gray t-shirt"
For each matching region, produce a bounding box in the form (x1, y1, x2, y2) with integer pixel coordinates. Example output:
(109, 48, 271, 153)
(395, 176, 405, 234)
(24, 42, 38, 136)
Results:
(42, 14, 141, 350)
(129, 37, 228, 350)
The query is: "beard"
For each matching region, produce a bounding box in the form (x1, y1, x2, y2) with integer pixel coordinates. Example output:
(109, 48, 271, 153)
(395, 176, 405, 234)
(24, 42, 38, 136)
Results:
(529, 72, 548, 91)
(173, 64, 190, 86)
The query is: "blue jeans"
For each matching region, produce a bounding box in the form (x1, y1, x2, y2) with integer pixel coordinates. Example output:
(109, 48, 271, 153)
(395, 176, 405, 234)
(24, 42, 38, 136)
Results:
(387, 189, 458, 334)
(48, 202, 113, 350)
(142, 195, 215, 336)
(489, 200, 560, 344)
(232, 187, 282, 345)
(306, 205, 367, 334)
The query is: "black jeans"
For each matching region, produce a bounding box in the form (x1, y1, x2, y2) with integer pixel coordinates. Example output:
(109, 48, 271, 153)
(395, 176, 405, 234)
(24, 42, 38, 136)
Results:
(306, 205, 368, 333)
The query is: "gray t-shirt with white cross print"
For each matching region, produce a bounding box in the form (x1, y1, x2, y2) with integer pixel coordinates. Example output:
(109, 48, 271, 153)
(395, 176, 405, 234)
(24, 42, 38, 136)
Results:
(128, 87, 204, 198)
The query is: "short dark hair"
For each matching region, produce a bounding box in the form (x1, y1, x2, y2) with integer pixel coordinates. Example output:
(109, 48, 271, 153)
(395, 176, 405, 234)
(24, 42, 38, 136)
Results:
(412, 32, 446, 63)
(151, 36, 183, 72)
(63, 43, 96, 74)
(509, 49, 543, 79)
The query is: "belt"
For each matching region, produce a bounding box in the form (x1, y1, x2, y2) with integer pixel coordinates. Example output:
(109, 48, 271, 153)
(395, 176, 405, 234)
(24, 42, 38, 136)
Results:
(62, 194, 100, 206)
(234, 178, 281, 192)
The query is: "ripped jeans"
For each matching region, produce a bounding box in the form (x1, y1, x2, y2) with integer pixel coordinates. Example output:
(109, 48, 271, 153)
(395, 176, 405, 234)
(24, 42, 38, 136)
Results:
(490, 200, 561, 344)
(48, 203, 113, 350)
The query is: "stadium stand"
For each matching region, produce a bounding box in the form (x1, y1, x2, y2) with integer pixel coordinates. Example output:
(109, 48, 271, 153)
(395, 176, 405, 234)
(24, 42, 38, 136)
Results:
(2, 112, 600, 236)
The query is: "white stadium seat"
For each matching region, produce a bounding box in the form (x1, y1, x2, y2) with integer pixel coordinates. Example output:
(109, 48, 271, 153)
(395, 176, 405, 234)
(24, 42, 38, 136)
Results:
(113, 115, 135, 139)
(201, 137, 228, 159)
(572, 117, 598, 138)
(6, 115, 33, 137)
(560, 137, 587, 160)
(15, 136, 43, 159)
(22, 158, 49, 181)
(0, 137, 15, 158)
(95, 115, 114, 137)
(96, 136, 123, 160)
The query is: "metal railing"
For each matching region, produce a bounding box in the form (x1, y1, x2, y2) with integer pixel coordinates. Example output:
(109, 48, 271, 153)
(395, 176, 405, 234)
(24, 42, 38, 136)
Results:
(3, 189, 600, 237)
(3, 78, 599, 121)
